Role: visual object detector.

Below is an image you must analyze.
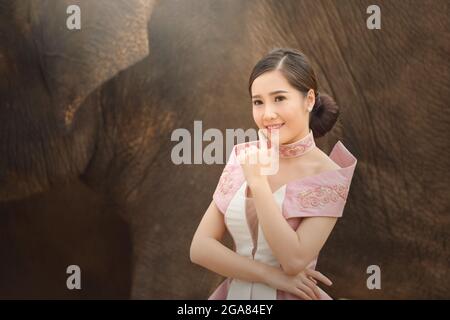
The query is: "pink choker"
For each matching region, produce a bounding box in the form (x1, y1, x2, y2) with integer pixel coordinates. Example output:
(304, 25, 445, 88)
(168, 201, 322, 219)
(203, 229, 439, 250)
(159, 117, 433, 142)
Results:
(277, 130, 316, 158)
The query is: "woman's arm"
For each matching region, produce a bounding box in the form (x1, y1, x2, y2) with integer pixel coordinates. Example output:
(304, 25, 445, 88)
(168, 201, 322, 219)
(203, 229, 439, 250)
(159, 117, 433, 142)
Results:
(190, 200, 276, 283)
(190, 199, 334, 299)
(249, 178, 337, 276)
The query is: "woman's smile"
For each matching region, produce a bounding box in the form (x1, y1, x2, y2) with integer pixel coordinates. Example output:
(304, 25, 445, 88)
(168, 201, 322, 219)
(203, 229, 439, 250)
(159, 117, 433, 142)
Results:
(265, 123, 285, 130)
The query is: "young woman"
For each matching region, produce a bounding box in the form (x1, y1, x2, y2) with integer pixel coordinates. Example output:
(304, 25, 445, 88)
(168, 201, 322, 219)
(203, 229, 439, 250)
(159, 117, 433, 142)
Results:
(190, 48, 357, 300)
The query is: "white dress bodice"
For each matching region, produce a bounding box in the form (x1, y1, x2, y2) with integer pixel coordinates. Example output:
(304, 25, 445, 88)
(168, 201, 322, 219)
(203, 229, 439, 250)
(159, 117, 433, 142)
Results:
(224, 181, 287, 300)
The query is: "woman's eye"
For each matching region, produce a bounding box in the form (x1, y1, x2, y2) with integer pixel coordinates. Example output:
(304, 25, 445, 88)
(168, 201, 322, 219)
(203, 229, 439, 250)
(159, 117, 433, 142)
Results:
(253, 96, 284, 105)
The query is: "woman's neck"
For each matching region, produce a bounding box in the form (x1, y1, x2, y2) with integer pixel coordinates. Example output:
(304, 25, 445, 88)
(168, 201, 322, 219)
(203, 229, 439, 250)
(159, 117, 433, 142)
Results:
(278, 129, 316, 159)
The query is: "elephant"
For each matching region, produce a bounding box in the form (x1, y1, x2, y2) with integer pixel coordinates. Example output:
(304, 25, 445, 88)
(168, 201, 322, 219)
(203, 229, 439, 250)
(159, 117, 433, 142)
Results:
(0, 0, 448, 299)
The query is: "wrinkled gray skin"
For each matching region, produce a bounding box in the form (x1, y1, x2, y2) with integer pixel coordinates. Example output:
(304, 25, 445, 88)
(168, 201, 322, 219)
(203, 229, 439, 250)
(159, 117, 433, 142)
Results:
(0, 0, 448, 299)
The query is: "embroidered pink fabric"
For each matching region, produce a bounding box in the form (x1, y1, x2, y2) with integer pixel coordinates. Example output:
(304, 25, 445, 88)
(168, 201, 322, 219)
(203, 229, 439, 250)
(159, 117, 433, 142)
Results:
(278, 129, 315, 158)
(210, 139, 357, 300)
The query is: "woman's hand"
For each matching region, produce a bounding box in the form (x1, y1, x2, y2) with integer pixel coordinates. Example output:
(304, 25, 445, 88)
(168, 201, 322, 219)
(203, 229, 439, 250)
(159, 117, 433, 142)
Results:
(237, 144, 268, 188)
(263, 266, 333, 300)
(236, 129, 279, 184)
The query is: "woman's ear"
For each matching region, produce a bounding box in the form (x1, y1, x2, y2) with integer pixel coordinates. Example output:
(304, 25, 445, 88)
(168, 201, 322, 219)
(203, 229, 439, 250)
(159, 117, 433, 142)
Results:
(306, 89, 315, 112)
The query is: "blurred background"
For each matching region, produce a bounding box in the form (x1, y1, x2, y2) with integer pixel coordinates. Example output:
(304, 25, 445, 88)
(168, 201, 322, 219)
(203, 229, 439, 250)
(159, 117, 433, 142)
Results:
(0, 0, 448, 299)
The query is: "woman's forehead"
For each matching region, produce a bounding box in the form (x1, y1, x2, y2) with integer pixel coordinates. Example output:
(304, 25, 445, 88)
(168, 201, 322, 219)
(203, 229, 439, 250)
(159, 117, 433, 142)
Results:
(251, 71, 293, 96)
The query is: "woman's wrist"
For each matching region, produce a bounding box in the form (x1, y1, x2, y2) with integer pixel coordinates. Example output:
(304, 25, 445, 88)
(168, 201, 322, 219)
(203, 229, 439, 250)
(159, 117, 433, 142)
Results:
(255, 262, 279, 285)
(247, 177, 270, 194)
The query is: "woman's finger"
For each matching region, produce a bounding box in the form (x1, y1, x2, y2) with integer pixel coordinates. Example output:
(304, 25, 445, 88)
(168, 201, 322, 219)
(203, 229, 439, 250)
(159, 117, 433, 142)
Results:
(297, 283, 317, 300)
(294, 288, 312, 300)
(308, 276, 317, 284)
(306, 269, 333, 286)
(306, 270, 332, 286)
(247, 145, 260, 164)
(301, 276, 321, 300)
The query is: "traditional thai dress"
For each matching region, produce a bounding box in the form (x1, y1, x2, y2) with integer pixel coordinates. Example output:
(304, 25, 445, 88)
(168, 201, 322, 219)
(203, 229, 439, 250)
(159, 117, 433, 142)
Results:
(208, 130, 357, 300)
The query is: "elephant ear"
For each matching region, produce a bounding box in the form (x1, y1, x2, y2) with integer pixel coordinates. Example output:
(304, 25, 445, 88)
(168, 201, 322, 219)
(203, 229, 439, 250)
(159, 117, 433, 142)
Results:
(31, 0, 156, 129)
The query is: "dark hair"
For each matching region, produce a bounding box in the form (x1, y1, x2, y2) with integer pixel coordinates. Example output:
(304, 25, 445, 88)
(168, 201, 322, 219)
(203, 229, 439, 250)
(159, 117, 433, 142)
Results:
(248, 48, 339, 138)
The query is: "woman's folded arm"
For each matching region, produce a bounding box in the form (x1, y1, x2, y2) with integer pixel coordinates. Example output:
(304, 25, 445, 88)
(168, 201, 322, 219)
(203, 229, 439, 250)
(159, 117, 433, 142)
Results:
(190, 200, 276, 284)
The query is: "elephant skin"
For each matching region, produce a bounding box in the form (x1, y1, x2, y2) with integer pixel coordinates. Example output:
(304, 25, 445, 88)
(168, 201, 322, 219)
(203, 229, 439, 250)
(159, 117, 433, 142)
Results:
(0, 0, 448, 299)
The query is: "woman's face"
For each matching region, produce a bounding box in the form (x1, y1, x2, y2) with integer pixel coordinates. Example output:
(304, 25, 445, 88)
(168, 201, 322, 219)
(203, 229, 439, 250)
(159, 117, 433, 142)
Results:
(251, 70, 315, 144)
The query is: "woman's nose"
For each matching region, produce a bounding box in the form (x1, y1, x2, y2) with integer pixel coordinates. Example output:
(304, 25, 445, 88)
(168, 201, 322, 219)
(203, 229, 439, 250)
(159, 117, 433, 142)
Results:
(263, 105, 277, 120)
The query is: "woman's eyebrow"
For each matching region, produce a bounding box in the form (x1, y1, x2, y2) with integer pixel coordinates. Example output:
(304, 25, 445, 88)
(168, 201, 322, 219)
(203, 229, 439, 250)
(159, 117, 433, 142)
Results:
(252, 90, 289, 99)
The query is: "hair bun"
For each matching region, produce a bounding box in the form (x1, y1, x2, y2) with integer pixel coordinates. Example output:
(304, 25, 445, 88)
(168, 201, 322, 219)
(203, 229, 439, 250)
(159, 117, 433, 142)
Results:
(310, 92, 339, 138)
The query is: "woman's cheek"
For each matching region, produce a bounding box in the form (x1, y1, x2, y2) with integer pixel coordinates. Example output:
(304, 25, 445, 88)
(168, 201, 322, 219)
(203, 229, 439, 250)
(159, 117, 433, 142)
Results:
(253, 109, 263, 124)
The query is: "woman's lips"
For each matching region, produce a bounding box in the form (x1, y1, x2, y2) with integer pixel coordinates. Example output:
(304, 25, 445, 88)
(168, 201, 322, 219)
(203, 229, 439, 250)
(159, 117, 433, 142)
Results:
(265, 123, 285, 130)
